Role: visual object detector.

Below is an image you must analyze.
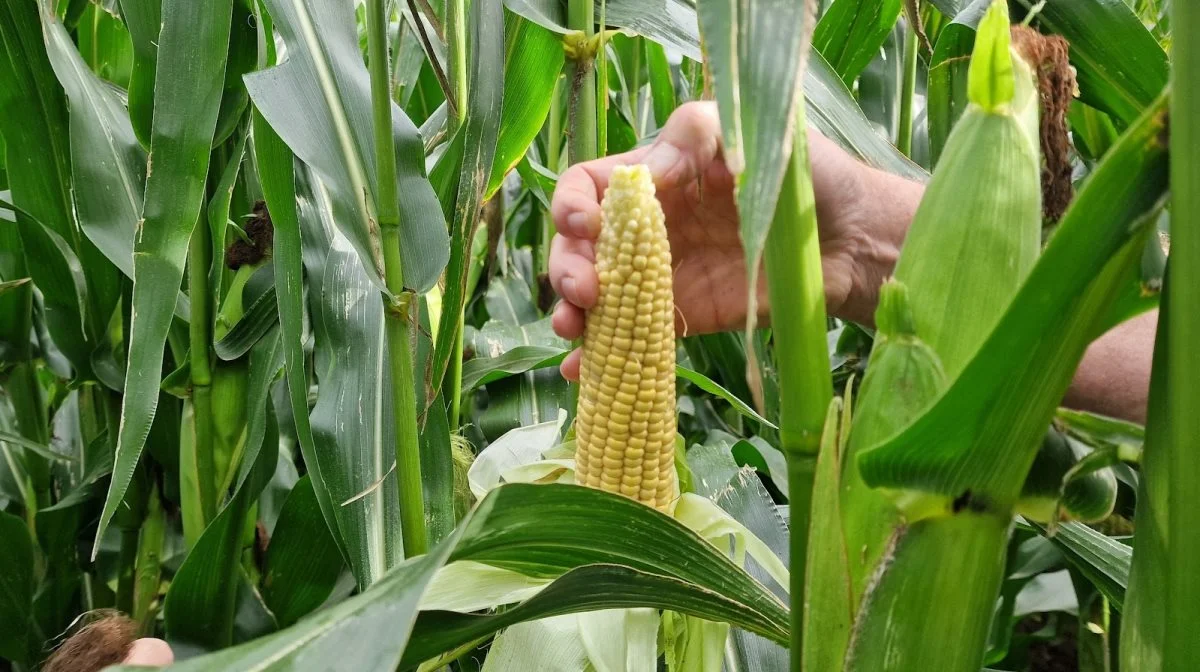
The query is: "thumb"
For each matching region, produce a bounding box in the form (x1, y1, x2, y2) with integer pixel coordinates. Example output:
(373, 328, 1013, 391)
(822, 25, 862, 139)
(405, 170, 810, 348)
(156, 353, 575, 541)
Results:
(123, 638, 175, 667)
(641, 101, 724, 189)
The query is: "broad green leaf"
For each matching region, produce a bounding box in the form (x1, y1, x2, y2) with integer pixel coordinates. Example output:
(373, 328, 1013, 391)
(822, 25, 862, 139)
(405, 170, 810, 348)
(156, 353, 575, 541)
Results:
(40, 11, 146, 281)
(695, 0, 814, 333)
(124, 483, 788, 670)
(0, 511, 33, 664)
(164, 331, 282, 649)
(506, 0, 925, 180)
(644, 39, 675, 128)
(857, 97, 1169, 504)
(75, 3, 132, 88)
(214, 285, 279, 361)
(120, 0, 161, 146)
(427, 0, 505, 409)
(212, 0, 255, 146)
(813, 0, 904, 85)
(130, 521, 457, 672)
(94, 0, 234, 557)
(296, 162, 402, 588)
(245, 0, 449, 294)
(1011, 0, 1168, 126)
(461, 345, 567, 391)
(0, 0, 112, 376)
(165, 396, 279, 651)
(431, 12, 562, 201)
(1031, 520, 1128, 611)
(263, 475, 346, 628)
(254, 108, 348, 572)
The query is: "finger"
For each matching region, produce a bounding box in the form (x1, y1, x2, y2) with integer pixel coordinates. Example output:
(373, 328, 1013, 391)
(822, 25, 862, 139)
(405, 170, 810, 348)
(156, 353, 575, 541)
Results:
(560, 348, 582, 381)
(642, 101, 723, 189)
(552, 300, 586, 339)
(548, 235, 599, 308)
(551, 147, 650, 240)
(123, 638, 174, 667)
(551, 163, 604, 239)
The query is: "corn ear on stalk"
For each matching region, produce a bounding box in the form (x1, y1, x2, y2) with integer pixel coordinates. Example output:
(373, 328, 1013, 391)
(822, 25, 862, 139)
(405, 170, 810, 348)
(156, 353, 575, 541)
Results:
(574, 165, 678, 511)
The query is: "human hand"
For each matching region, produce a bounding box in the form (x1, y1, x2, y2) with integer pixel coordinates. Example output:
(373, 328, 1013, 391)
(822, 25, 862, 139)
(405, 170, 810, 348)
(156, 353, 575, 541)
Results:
(548, 101, 921, 380)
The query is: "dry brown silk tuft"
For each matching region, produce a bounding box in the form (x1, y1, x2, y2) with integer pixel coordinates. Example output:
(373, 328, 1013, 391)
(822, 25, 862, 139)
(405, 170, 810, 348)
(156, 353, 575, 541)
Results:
(1011, 26, 1078, 224)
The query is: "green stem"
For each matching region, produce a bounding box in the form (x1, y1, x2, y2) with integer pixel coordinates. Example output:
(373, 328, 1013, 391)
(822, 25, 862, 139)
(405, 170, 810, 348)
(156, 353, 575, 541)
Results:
(566, 0, 597, 164)
(188, 220, 216, 526)
(132, 480, 165, 635)
(445, 0, 469, 433)
(449, 313, 465, 430)
(596, 3, 608, 156)
(897, 24, 919, 158)
(763, 105, 832, 670)
(1165, 0, 1200, 666)
(547, 77, 564, 174)
(447, 0, 468, 129)
(368, 0, 429, 558)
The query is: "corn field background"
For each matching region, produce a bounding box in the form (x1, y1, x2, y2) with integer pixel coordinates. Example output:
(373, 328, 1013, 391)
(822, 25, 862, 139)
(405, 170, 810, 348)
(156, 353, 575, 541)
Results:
(0, 0, 1194, 670)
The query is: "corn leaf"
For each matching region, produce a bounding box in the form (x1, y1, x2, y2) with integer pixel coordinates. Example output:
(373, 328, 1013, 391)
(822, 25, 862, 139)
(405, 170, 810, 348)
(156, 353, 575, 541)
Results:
(39, 13, 144, 280)
(506, 0, 925, 180)
(120, 0, 160, 145)
(262, 475, 349, 628)
(0, 511, 33, 664)
(1031, 520, 1129, 611)
(426, 0, 504, 408)
(858, 95, 1169, 508)
(294, 162, 402, 588)
(1011, 0, 1168, 126)
(244, 0, 449, 295)
(164, 333, 282, 650)
(120, 484, 788, 670)
(94, 0, 234, 558)
(695, 0, 814, 340)
(0, 0, 109, 377)
(813, 0, 904, 85)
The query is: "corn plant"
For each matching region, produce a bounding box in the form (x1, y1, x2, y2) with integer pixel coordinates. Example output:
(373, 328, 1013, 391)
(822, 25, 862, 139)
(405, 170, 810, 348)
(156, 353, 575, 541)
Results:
(0, 0, 1193, 670)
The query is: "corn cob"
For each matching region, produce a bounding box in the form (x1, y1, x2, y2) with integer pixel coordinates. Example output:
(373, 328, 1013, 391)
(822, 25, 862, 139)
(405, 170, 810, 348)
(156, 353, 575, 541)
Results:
(574, 164, 677, 511)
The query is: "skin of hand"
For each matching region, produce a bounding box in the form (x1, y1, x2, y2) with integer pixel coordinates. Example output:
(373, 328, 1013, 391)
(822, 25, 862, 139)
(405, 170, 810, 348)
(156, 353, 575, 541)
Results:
(123, 638, 174, 667)
(548, 100, 1155, 423)
(549, 100, 918, 380)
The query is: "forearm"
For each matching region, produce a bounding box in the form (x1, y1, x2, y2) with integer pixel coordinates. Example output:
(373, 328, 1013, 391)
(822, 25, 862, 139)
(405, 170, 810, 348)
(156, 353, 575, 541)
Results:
(1063, 310, 1156, 424)
(847, 165, 1153, 424)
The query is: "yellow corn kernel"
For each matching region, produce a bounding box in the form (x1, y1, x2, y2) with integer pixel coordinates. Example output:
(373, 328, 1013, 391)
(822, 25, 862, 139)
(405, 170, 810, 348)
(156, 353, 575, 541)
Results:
(574, 165, 677, 511)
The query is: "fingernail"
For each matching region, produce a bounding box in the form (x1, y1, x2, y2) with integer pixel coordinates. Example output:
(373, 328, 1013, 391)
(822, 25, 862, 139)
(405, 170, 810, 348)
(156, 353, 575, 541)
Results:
(643, 143, 682, 181)
(562, 277, 578, 303)
(567, 211, 595, 237)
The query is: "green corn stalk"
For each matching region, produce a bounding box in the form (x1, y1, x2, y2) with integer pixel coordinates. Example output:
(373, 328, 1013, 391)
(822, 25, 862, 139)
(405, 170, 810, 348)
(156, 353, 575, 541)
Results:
(807, 2, 1042, 667)
(1123, 1, 1200, 668)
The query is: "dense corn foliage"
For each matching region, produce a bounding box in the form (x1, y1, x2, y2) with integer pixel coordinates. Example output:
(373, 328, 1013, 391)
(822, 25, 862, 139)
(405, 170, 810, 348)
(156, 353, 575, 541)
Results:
(0, 0, 1192, 670)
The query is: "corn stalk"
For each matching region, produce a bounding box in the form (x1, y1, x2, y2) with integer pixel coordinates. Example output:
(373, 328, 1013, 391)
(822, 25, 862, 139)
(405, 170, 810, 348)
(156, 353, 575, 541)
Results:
(366, 0, 428, 557)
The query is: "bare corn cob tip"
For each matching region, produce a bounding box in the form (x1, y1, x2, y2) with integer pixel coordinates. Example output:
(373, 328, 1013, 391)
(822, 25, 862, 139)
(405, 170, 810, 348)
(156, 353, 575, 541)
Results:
(574, 165, 678, 511)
